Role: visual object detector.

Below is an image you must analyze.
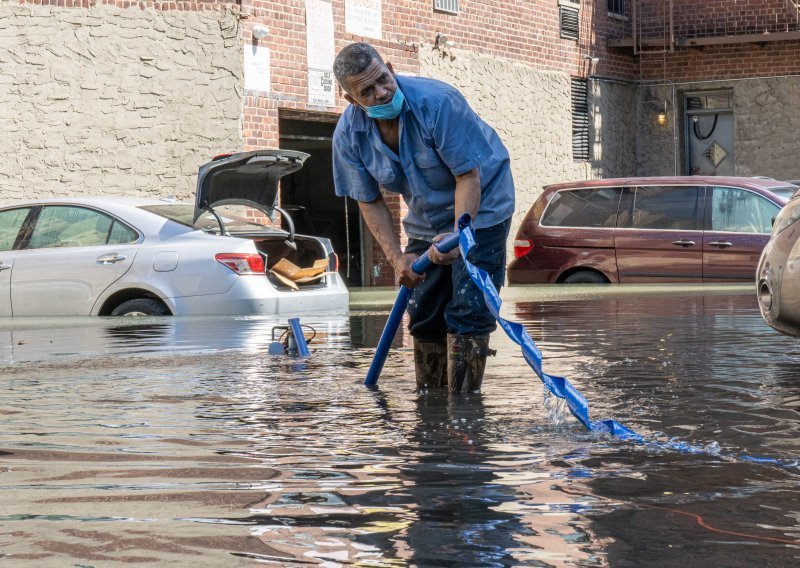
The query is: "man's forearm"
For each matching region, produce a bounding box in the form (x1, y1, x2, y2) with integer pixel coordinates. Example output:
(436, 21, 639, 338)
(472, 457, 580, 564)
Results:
(454, 168, 481, 230)
(358, 195, 404, 266)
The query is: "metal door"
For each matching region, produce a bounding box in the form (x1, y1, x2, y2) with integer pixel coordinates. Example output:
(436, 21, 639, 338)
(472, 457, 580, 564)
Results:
(685, 91, 735, 176)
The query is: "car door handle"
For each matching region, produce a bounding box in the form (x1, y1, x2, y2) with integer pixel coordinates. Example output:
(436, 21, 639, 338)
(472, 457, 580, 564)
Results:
(708, 241, 733, 248)
(96, 253, 127, 265)
(671, 240, 696, 247)
(0, 262, 10, 271)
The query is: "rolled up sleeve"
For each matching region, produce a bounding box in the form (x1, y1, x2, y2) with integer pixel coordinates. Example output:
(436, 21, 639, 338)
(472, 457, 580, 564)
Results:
(333, 133, 380, 203)
(432, 90, 495, 176)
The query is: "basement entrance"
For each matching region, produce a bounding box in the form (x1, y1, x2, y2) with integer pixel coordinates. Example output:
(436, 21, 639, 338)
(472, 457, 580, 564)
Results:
(278, 110, 367, 288)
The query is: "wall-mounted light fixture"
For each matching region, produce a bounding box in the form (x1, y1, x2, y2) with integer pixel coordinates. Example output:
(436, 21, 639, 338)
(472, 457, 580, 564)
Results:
(657, 101, 667, 126)
(434, 32, 454, 50)
(253, 25, 269, 41)
(583, 55, 600, 65)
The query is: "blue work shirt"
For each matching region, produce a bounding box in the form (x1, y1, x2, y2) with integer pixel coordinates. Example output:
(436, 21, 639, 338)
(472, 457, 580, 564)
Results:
(332, 75, 515, 241)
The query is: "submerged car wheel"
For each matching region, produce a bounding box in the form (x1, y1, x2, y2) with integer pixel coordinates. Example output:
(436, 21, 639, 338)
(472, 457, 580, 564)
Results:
(562, 270, 608, 284)
(111, 298, 171, 316)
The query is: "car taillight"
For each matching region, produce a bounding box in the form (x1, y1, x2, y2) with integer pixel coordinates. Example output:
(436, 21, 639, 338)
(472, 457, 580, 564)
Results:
(215, 253, 265, 274)
(513, 239, 534, 259)
(330, 252, 339, 272)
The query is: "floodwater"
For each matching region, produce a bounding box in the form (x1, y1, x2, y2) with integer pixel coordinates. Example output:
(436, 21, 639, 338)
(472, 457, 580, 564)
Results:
(1, 286, 799, 567)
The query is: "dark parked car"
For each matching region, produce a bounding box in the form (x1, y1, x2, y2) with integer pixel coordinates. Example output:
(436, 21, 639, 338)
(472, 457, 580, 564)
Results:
(509, 176, 793, 284)
(757, 190, 800, 336)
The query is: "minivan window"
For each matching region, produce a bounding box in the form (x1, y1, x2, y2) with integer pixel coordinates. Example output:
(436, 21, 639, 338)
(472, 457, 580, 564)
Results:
(620, 186, 700, 230)
(0, 208, 31, 251)
(711, 186, 779, 234)
(540, 188, 622, 228)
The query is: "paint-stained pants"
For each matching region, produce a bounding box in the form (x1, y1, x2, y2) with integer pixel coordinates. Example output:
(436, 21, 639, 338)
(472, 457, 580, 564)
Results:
(405, 219, 510, 340)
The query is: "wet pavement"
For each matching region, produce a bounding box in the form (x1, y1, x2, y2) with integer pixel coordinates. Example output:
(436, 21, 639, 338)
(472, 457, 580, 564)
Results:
(1, 285, 799, 566)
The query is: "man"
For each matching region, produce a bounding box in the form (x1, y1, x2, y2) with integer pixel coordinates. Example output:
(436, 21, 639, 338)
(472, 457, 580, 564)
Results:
(332, 42, 514, 393)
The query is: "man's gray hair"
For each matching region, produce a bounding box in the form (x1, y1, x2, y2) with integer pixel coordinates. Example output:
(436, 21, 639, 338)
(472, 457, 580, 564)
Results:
(333, 43, 385, 90)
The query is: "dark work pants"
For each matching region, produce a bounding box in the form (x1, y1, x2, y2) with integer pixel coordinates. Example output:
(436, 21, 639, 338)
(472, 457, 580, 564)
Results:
(405, 219, 510, 340)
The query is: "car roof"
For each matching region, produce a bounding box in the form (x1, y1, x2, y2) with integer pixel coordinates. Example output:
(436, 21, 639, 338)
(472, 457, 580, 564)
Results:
(0, 197, 194, 237)
(0, 196, 181, 209)
(543, 176, 792, 203)
(545, 176, 793, 191)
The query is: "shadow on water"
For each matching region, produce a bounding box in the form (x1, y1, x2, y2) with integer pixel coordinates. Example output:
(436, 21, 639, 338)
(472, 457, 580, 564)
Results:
(0, 290, 799, 565)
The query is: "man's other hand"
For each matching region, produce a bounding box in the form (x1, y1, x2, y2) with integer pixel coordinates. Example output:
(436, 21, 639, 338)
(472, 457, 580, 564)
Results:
(429, 233, 460, 265)
(394, 253, 425, 288)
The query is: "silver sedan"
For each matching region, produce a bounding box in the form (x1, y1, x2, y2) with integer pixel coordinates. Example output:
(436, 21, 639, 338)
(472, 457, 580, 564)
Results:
(0, 151, 348, 316)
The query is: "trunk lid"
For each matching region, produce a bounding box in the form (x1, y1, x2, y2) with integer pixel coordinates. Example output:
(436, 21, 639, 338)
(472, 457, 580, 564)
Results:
(194, 150, 309, 224)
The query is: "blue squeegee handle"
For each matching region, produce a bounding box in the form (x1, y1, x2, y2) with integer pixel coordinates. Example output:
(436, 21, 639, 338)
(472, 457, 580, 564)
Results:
(364, 232, 461, 386)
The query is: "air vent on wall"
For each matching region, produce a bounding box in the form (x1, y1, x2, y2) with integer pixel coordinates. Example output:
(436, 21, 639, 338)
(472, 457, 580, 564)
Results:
(560, 6, 580, 40)
(571, 78, 590, 161)
(434, 0, 459, 16)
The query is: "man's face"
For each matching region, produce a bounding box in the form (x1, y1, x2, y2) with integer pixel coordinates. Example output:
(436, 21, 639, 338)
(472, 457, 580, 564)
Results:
(343, 59, 397, 109)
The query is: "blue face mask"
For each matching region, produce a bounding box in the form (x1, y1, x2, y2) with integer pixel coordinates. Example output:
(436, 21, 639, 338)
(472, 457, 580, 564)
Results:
(363, 87, 405, 120)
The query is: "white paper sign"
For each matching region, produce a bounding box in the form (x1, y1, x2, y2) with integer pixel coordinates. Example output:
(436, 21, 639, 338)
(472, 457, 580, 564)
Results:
(308, 68, 336, 107)
(345, 0, 382, 40)
(306, 0, 335, 71)
(243, 44, 270, 93)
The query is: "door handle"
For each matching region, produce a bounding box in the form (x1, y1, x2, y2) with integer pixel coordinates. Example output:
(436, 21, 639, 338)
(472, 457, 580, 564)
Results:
(708, 241, 733, 248)
(671, 240, 696, 247)
(0, 262, 10, 271)
(96, 253, 127, 265)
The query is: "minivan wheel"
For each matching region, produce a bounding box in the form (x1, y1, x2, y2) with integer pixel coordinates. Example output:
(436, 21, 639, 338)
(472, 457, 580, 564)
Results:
(111, 298, 171, 316)
(562, 271, 608, 284)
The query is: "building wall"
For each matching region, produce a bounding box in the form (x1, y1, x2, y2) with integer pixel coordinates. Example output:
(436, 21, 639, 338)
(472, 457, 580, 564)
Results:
(625, 1, 800, 178)
(0, 1, 645, 286)
(0, 2, 242, 201)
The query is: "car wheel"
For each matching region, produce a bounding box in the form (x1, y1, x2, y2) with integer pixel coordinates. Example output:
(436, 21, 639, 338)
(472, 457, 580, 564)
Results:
(111, 298, 171, 316)
(562, 270, 608, 284)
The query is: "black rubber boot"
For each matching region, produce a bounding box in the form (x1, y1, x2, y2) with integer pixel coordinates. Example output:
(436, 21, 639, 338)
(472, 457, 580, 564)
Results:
(413, 338, 448, 390)
(447, 334, 494, 393)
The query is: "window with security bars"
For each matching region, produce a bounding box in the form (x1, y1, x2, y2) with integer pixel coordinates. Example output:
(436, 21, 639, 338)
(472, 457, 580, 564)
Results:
(608, 0, 624, 16)
(571, 78, 590, 161)
(560, 5, 579, 40)
(434, 0, 459, 15)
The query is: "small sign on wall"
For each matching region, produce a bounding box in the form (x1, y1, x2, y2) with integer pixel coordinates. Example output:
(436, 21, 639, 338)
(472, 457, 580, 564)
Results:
(346, 0, 382, 40)
(309, 69, 336, 107)
(306, 0, 336, 107)
(244, 44, 270, 93)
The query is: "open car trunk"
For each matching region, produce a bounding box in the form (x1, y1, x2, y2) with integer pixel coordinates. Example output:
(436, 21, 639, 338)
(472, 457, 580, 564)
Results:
(242, 233, 335, 290)
(195, 150, 337, 291)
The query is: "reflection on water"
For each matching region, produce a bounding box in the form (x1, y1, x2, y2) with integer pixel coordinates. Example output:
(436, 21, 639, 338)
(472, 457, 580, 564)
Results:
(1, 291, 799, 566)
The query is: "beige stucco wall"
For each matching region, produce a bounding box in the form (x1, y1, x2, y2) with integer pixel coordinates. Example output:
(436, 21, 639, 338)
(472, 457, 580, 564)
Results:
(419, 47, 636, 262)
(0, 4, 242, 203)
(591, 79, 638, 178)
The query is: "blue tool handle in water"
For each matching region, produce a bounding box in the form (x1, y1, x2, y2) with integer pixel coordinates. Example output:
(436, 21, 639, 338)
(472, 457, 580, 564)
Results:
(364, 231, 462, 386)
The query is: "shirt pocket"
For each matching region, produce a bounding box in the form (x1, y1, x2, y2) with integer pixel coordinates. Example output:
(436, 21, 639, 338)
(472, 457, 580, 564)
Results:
(367, 165, 396, 187)
(413, 147, 454, 190)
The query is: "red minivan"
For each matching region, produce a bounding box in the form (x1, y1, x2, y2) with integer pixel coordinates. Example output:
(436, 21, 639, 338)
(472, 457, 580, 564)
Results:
(508, 176, 796, 284)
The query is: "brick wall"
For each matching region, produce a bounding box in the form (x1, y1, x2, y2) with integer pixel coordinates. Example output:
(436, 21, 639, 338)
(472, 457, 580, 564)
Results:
(620, 0, 800, 81)
(636, 0, 799, 38)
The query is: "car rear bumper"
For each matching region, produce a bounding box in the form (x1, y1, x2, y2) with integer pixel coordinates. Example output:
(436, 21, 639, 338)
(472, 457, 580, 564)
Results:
(167, 274, 349, 316)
